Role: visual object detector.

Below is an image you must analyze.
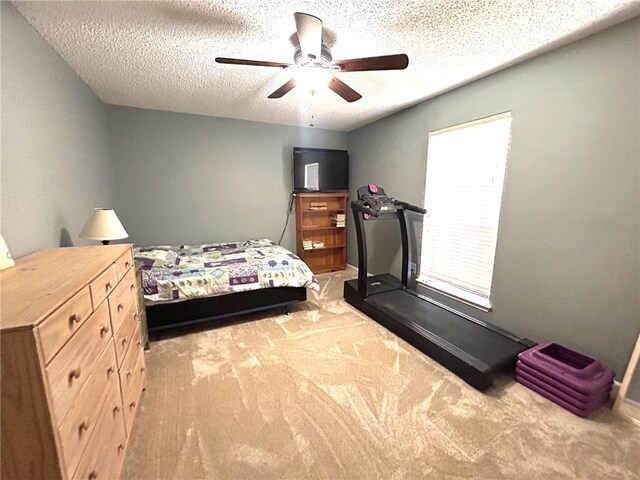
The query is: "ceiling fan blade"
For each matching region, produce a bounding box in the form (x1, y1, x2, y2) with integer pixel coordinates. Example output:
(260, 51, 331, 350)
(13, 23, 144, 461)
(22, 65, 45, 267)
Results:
(327, 77, 362, 103)
(215, 57, 292, 68)
(268, 78, 297, 99)
(333, 54, 409, 72)
(294, 12, 322, 61)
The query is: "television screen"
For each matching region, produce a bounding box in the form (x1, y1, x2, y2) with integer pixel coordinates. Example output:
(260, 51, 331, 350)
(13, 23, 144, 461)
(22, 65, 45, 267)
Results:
(293, 147, 349, 192)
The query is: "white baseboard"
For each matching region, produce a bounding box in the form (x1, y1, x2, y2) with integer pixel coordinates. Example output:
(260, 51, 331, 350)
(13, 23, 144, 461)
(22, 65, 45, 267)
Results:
(618, 399, 640, 426)
(612, 379, 621, 400)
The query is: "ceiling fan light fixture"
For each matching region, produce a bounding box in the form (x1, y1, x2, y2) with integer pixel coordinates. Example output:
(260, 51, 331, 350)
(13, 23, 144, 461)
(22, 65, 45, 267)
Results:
(294, 66, 332, 92)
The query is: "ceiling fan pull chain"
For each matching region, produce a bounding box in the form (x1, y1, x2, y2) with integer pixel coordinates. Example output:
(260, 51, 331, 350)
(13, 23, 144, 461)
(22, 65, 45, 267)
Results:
(310, 90, 315, 127)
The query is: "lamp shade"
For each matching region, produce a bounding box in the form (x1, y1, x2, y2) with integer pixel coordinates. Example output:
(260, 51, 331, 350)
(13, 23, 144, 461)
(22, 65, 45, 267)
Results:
(0, 233, 15, 270)
(79, 208, 128, 242)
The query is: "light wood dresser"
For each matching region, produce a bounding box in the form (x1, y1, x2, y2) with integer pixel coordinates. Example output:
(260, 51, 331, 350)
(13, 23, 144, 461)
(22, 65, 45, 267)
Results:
(1, 244, 146, 480)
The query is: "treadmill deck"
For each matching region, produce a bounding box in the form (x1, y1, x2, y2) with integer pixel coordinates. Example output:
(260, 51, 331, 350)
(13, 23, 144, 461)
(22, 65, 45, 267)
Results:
(344, 275, 533, 389)
(367, 289, 526, 370)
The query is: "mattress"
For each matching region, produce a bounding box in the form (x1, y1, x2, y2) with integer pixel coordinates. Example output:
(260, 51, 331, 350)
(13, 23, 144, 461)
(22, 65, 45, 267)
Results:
(133, 239, 319, 303)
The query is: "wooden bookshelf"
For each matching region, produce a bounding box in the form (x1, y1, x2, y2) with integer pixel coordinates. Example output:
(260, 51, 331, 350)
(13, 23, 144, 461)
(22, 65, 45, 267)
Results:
(295, 192, 348, 274)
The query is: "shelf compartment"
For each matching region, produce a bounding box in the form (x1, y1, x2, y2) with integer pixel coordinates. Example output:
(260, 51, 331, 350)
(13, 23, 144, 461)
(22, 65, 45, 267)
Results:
(309, 265, 346, 274)
(303, 209, 346, 214)
(302, 226, 345, 231)
(302, 244, 346, 251)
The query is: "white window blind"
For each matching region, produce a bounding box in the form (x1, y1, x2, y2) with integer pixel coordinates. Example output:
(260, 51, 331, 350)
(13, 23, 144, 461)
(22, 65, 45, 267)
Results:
(418, 112, 512, 309)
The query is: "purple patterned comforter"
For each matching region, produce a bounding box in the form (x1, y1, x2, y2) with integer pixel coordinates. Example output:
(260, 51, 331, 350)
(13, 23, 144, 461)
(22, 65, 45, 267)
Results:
(133, 239, 319, 303)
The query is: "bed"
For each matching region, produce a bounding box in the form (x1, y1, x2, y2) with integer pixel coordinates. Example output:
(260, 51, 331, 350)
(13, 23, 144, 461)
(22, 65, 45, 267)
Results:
(133, 239, 319, 333)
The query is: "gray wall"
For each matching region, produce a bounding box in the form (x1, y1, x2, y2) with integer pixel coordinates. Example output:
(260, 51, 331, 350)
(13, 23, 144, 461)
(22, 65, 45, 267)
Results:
(347, 17, 640, 377)
(107, 106, 347, 251)
(1, 2, 116, 258)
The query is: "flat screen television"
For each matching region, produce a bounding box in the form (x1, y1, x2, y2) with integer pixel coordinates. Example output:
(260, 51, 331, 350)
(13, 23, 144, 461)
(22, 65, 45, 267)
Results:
(293, 147, 349, 192)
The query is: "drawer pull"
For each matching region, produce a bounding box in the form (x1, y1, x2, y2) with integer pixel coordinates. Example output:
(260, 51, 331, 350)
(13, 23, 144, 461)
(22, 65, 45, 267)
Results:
(117, 442, 125, 452)
(88, 471, 98, 480)
(126, 370, 132, 378)
(134, 313, 139, 321)
(105, 281, 112, 291)
(117, 303, 125, 312)
(130, 284, 135, 292)
(68, 368, 81, 382)
(68, 313, 81, 325)
(122, 336, 128, 346)
(125, 261, 131, 269)
(79, 419, 90, 433)
(140, 367, 146, 374)
(113, 404, 121, 413)
(107, 365, 115, 375)
(99, 324, 109, 336)
(129, 401, 136, 410)
(137, 340, 142, 348)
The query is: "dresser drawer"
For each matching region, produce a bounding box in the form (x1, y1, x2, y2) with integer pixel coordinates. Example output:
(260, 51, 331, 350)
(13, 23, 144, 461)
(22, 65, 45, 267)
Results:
(72, 383, 127, 480)
(108, 267, 138, 335)
(45, 301, 113, 425)
(102, 413, 129, 480)
(119, 323, 143, 401)
(57, 341, 119, 480)
(115, 249, 134, 281)
(114, 301, 140, 369)
(89, 264, 118, 310)
(38, 287, 93, 365)
(123, 349, 146, 436)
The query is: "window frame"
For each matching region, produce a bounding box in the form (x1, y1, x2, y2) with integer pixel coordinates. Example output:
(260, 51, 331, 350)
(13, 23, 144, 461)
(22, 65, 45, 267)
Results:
(417, 112, 513, 311)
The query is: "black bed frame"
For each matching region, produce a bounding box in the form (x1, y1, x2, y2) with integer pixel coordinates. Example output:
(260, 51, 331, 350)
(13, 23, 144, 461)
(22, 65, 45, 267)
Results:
(145, 286, 307, 334)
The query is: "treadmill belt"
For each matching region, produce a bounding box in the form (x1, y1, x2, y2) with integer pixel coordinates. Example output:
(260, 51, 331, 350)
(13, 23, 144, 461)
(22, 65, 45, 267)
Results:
(367, 289, 525, 369)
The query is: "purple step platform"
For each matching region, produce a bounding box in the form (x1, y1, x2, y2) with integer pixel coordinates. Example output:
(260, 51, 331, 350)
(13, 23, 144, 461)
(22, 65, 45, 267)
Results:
(516, 361, 612, 404)
(516, 367, 610, 413)
(515, 374, 606, 417)
(515, 342, 614, 418)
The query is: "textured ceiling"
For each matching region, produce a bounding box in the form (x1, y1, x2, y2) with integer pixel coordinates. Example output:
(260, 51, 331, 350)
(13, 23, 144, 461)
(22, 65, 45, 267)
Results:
(13, 1, 640, 132)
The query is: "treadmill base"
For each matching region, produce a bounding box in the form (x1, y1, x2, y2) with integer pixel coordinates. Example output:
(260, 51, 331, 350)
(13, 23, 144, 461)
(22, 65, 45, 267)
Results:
(344, 274, 534, 391)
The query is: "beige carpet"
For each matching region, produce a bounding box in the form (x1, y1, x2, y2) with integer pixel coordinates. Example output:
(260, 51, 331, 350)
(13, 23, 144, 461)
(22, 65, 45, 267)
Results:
(122, 268, 640, 480)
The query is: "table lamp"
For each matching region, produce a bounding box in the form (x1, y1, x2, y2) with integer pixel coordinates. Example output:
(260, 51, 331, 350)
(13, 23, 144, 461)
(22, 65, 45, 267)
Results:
(79, 208, 128, 245)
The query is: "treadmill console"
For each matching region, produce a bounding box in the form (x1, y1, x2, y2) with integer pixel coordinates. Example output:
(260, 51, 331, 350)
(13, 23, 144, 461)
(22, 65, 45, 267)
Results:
(351, 185, 426, 219)
(357, 184, 397, 218)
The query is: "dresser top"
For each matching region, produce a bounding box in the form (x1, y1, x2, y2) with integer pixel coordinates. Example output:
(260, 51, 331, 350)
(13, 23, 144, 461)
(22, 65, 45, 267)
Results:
(1, 244, 131, 332)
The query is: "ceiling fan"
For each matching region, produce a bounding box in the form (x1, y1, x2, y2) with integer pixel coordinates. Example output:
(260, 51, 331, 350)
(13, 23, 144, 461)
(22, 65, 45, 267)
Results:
(215, 12, 409, 103)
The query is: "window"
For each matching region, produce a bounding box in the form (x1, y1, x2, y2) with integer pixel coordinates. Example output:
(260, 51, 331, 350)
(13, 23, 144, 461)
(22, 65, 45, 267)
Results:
(418, 112, 512, 310)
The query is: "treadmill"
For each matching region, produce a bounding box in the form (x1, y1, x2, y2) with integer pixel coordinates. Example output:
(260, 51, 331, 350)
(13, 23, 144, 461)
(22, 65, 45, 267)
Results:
(343, 184, 534, 390)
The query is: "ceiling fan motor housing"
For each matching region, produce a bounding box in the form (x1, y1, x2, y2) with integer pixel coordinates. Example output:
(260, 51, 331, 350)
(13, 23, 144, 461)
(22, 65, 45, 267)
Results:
(294, 44, 335, 69)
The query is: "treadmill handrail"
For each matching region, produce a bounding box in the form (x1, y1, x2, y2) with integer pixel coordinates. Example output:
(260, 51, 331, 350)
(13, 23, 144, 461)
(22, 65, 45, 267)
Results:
(352, 199, 426, 217)
(394, 200, 426, 215)
(350, 201, 381, 217)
